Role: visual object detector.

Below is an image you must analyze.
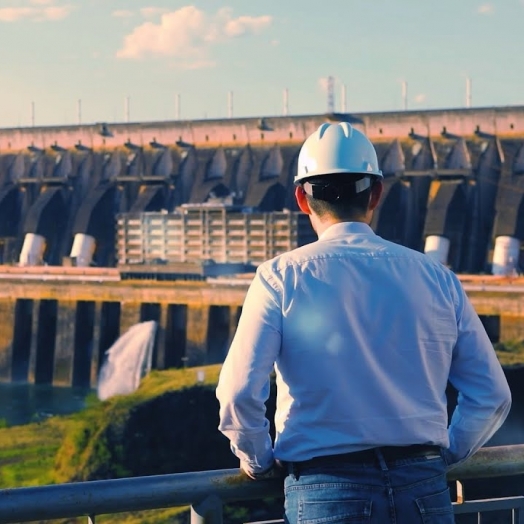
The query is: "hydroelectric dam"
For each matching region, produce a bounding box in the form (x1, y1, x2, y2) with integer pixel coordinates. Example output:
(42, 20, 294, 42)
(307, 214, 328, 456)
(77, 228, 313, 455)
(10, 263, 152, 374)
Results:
(0, 105, 524, 387)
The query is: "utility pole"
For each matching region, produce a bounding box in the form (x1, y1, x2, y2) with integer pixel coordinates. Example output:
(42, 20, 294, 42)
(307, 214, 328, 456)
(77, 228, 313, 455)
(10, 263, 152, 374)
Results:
(466, 77, 472, 108)
(283, 88, 289, 116)
(175, 93, 181, 120)
(402, 81, 408, 111)
(341, 83, 347, 113)
(327, 76, 335, 113)
(228, 91, 233, 118)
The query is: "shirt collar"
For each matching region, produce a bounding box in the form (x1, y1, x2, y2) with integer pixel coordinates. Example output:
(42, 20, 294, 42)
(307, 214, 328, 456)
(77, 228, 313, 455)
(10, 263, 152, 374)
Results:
(318, 221, 375, 241)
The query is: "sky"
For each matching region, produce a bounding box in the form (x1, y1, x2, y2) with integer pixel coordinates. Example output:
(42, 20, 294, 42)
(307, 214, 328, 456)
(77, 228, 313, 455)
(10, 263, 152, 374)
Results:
(0, 0, 523, 127)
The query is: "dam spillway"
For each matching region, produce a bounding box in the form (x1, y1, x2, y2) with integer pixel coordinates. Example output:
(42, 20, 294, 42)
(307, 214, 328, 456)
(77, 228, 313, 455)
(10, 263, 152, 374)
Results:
(0, 105, 522, 272)
(0, 106, 523, 386)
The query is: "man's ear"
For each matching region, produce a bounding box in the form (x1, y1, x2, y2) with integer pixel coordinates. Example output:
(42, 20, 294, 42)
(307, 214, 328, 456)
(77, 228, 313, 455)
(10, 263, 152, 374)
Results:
(369, 180, 383, 211)
(295, 185, 312, 215)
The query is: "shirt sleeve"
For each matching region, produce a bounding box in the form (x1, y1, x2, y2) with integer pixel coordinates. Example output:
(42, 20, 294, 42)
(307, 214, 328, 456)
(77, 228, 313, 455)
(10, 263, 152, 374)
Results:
(445, 275, 512, 468)
(216, 266, 282, 476)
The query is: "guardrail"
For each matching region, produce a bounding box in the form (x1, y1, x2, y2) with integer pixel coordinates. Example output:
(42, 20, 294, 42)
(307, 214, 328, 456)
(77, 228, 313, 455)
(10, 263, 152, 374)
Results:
(0, 445, 524, 523)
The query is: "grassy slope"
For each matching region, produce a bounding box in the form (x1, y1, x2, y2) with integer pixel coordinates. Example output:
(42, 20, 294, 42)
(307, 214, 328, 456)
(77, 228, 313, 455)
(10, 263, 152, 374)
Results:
(494, 340, 524, 367)
(0, 365, 222, 489)
(1, 346, 522, 486)
(0, 417, 66, 487)
(0, 346, 522, 521)
(0, 365, 223, 524)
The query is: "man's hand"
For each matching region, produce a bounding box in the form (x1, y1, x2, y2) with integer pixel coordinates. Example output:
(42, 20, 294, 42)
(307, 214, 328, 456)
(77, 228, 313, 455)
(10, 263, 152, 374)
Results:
(240, 460, 285, 480)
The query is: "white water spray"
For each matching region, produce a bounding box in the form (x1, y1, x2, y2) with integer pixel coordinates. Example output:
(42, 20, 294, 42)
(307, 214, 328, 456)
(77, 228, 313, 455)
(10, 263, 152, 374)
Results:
(97, 320, 157, 401)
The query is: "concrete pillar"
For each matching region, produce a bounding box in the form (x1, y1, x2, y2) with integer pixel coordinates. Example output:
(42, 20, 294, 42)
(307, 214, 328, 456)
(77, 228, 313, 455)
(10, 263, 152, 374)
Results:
(139, 303, 161, 367)
(53, 300, 77, 386)
(70, 233, 96, 267)
(29, 299, 58, 385)
(500, 315, 524, 342)
(119, 302, 142, 337)
(89, 302, 103, 387)
(19, 233, 46, 266)
(186, 305, 209, 366)
(229, 306, 241, 343)
(0, 299, 16, 382)
(154, 304, 169, 370)
(492, 236, 520, 276)
(97, 302, 121, 380)
(28, 299, 42, 384)
(424, 235, 450, 265)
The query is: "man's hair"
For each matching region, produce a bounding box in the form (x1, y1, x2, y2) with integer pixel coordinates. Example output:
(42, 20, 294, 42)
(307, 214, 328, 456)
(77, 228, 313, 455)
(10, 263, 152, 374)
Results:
(302, 173, 374, 221)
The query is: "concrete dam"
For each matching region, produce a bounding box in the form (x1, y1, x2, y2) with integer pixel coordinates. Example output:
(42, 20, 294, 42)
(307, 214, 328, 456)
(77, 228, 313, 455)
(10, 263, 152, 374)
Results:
(0, 105, 523, 387)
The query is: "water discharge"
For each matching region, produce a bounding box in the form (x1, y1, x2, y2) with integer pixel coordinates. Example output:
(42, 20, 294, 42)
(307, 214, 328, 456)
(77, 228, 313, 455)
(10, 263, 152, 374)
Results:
(97, 320, 157, 401)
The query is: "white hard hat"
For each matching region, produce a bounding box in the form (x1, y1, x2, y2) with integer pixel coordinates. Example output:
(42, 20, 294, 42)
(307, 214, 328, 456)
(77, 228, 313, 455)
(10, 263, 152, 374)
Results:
(295, 122, 383, 185)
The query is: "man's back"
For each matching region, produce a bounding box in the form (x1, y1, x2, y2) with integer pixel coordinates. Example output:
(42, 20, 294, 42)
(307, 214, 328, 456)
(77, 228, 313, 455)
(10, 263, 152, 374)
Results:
(221, 220, 510, 468)
(263, 221, 458, 461)
(217, 122, 511, 523)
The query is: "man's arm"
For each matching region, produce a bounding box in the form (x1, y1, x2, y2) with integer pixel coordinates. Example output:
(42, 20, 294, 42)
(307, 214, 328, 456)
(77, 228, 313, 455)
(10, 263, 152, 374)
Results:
(216, 267, 282, 477)
(445, 277, 512, 468)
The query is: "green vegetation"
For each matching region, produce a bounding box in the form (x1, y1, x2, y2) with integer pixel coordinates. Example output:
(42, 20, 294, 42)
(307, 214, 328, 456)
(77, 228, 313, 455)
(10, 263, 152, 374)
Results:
(0, 417, 66, 487)
(494, 339, 524, 366)
(0, 344, 520, 522)
(0, 365, 225, 489)
(0, 365, 280, 523)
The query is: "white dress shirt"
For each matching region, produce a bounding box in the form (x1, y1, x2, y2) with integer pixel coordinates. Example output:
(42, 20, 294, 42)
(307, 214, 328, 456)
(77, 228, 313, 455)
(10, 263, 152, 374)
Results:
(216, 222, 511, 476)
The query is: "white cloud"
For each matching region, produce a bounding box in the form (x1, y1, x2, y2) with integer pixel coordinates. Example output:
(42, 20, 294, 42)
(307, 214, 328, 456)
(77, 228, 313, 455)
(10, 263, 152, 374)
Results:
(477, 4, 494, 14)
(112, 9, 134, 18)
(414, 94, 427, 103)
(222, 14, 271, 37)
(0, 1, 73, 22)
(116, 5, 273, 64)
(42, 5, 71, 20)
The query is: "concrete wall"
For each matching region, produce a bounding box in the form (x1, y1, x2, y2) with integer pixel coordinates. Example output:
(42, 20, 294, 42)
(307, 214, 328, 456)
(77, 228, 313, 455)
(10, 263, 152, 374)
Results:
(2, 106, 524, 152)
(0, 106, 524, 272)
(0, 276, 520, 386)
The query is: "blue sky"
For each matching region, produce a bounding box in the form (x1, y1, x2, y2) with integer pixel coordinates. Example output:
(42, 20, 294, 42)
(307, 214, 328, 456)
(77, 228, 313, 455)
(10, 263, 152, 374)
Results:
(0, 0, 523, 127)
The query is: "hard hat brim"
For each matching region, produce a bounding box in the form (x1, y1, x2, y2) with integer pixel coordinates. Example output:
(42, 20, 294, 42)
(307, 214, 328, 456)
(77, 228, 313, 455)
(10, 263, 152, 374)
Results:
(294, 168, 383, 185)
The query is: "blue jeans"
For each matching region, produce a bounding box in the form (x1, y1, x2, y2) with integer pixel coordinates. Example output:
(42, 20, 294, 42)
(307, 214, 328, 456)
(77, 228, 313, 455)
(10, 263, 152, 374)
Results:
(283, 449, 454, 523)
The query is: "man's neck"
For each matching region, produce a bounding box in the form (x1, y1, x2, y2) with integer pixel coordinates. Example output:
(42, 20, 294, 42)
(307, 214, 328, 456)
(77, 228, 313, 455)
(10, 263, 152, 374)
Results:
(312, 215, 370, 237)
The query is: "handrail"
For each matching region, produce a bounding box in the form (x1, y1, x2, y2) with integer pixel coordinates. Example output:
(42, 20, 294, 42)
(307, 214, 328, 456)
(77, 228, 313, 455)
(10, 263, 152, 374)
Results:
(0, 445, 523, 523)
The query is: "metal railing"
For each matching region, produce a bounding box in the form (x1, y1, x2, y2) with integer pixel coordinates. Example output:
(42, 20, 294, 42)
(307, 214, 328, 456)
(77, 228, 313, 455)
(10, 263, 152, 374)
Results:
(0, 445, 524, 524)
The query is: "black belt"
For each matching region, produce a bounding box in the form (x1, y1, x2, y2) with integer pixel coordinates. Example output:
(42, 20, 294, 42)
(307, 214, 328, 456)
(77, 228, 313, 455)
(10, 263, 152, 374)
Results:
(291, 445, 441, 471)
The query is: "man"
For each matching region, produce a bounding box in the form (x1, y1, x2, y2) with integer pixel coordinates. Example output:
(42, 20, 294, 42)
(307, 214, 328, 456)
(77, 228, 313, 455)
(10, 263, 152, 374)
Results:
(216, 122, 511, 523)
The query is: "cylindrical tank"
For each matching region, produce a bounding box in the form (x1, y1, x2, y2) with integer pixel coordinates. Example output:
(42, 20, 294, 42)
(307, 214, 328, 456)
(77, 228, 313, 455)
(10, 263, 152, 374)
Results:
(492, 236, 521, 276)
(424, 235, 450, 265)
(18, 233, 46, 266)
(70, 233, 96, 267)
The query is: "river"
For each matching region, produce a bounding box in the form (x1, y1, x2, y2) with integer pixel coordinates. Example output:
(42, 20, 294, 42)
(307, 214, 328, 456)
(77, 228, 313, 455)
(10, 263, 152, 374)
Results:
(0, 383, 92, 427)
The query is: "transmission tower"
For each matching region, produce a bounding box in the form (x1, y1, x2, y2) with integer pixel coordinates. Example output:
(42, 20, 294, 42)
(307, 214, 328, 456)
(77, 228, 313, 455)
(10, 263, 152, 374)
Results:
(327, 76, 335, 113)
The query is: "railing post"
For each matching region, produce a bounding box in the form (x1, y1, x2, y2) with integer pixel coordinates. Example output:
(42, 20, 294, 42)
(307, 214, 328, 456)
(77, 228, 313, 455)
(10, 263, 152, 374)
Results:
(190, 494, 223, 524)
